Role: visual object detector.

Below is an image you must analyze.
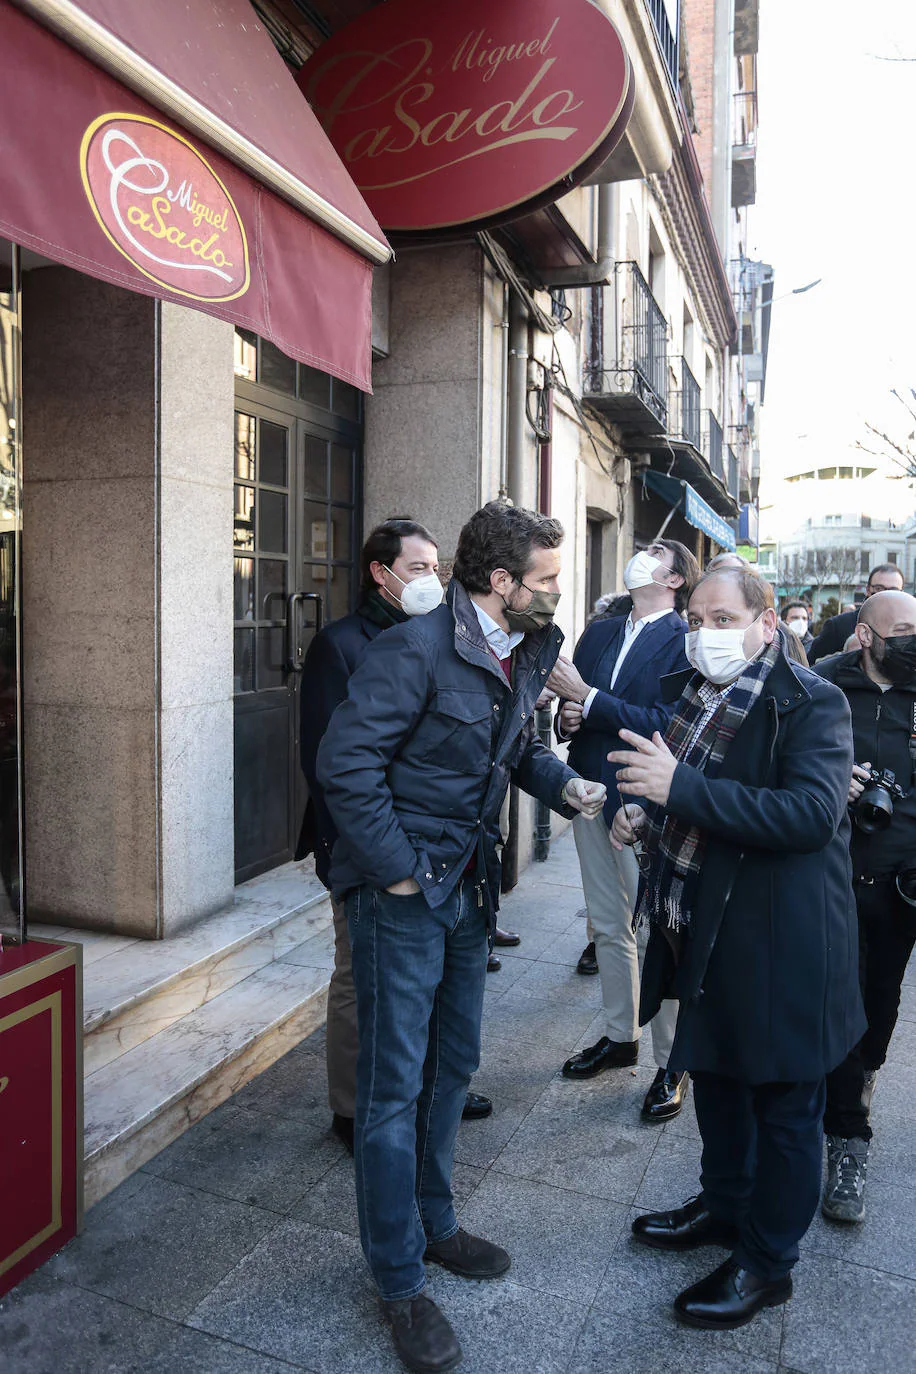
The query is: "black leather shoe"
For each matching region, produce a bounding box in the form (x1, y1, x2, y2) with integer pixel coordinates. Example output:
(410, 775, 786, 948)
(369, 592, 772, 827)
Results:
(331, 1113, 354, 1154)
(641, 1068, 689, 1121)
(576, 941, 599, 975)
(425, 1227, 511, 1279)
(562, 1036, 638, 1078)
(487, 951, 502, 973)
(674, 1258, 792, 1330)
(493, 926, 520, 947)
(462, 1091, 493, 1120)
(632, 1195, 739, 1251)
(384, 1293, 463, 1372)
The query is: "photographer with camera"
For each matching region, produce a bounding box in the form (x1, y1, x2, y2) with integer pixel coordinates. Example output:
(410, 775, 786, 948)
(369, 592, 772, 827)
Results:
(813, 589, 916, 1223)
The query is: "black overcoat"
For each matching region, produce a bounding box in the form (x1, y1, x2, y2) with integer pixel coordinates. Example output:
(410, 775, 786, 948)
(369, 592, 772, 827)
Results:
(640, 652, 866, 1084)
(298, 603, 391, 885)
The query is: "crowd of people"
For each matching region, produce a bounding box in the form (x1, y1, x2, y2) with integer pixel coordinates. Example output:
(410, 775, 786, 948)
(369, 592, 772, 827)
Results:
(298, 503, 916, 1374)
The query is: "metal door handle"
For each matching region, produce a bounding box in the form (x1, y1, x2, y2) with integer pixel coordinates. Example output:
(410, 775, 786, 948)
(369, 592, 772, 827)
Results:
(286, 592, 322, 672)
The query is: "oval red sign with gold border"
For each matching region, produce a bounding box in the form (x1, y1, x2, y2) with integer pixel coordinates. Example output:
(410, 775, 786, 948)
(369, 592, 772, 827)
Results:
(80, 114, 250, 302)
(298, 0, 633, 235)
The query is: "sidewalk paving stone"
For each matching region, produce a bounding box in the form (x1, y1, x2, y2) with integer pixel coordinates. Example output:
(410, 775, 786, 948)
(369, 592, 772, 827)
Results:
(44, 1172, 279, 1320)
(143, 1101, 343, 1213)
(4, 831, 914, 1373)
(481, 987, 600, 1048)
(187, 1219, 400, 1373)
(780, 1253, 916, 1374)
(456, 1171, 629, 1302)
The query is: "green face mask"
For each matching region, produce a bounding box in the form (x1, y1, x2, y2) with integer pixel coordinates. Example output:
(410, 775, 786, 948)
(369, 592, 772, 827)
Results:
(502, 581, 561, 633)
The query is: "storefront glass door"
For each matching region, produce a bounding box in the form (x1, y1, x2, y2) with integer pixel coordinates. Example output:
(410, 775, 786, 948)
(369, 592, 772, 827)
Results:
(232, 330, 362, 882)
(0, 245, 24, 940)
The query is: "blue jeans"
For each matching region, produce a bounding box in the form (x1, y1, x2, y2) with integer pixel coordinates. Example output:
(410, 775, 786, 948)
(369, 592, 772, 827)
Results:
(346, 880, 488, 1300)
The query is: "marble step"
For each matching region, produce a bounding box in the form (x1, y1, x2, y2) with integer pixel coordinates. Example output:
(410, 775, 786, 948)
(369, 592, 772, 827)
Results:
(84, 958, 331, 1209)
(34, 861, 332, 1076)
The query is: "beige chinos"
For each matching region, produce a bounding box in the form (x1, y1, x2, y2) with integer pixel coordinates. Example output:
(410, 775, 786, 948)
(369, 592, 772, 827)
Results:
(573, 812, 677, 1068)
(326, 896, 358, 1118)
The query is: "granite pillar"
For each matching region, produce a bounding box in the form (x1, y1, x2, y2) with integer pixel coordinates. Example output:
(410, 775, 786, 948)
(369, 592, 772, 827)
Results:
(22, 268, 234, 937)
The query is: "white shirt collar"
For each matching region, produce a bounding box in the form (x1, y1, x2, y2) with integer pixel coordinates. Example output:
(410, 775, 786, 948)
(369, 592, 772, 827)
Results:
(471, 600, 525, 660)
(626, 607, 672, 632)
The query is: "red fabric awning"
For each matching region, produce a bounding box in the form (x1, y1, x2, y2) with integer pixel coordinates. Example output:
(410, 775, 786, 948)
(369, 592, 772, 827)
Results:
(0, 1, 390, 389)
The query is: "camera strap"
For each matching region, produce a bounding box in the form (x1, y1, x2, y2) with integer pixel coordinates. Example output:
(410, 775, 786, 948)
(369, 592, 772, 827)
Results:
(910, 701, 916, 784)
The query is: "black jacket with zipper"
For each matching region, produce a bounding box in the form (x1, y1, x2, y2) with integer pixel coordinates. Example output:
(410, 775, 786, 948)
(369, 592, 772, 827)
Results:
(812, 650, 916, 878)
(639, 652, 865, 1084)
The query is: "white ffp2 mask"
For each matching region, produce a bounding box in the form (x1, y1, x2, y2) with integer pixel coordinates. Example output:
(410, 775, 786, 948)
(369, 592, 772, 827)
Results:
(385, 568, 444, 616)
(687, 614, 765, 685)
(624, 551, 663, 591)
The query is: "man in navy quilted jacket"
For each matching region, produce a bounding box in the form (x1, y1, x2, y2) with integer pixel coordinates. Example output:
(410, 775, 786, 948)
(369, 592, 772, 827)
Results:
(318, 502, 606, 1373)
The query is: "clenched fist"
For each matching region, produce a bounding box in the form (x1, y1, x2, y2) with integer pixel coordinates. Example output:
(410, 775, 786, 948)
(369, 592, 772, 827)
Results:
(563, 777, 607, 819)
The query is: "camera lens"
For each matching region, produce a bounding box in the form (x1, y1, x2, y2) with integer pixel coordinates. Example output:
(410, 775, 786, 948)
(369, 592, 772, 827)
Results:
(855, 784, 894, 833)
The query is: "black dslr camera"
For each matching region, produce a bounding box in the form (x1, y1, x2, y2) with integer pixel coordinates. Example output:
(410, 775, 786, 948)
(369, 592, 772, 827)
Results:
(851, 767, 907, 833)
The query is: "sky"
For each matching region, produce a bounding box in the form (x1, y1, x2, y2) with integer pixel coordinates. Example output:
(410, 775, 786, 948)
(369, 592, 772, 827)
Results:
(750, 0, 916, 533)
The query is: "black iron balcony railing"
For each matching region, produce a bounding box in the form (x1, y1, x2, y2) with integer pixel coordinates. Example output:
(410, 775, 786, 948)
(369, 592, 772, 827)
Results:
(704, 411, 725, 483)
(646, 0, 679, 92)
(727, 445, 739, 501)
(584, 262, 668, 432)
(668, 356, 701, 450)
(733, 89, 758, 150)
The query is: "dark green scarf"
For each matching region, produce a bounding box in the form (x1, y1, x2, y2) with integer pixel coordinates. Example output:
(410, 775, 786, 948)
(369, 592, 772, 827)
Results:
(359, 588, 408, 630)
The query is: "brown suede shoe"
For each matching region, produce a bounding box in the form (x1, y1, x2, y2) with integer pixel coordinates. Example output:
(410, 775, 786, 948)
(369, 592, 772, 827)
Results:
(425, 1227, 511, 1279)
(383, 1293, 462, 1372)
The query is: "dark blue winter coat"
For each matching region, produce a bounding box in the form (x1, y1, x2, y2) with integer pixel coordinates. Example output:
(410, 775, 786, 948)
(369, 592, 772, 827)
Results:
(639, 651, 866, 1084)
(317, 579, 578, 916)
(558, 608, 689, 785)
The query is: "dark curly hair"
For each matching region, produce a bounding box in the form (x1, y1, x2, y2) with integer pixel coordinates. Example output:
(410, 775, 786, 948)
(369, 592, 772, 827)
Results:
(359, 518, 437, 596)
(453, 501, 564, 594)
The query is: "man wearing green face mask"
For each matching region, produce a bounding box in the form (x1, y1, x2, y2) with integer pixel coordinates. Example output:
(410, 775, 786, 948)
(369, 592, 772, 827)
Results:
(317, 501, 606, 1373)
(814, 589, 916, 1225)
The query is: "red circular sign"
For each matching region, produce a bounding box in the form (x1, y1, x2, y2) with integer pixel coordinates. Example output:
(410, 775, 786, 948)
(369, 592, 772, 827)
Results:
(298, 0, 633, 235)
(80, 114, 250, 302)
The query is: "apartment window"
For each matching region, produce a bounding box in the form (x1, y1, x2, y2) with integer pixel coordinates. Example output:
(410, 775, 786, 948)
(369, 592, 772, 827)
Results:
(683, 304, 695, 363)
(824, 514, 842, 526)
(648, 227, 666, 312)
(888, 551, 898, 565)
(861, 516, 872, 528)
(860, 551, 870, 574)
(838, 466, 854, 478)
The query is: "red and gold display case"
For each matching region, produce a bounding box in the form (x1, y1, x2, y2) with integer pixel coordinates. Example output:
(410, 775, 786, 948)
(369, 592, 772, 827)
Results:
(0, 939, 83, 1296)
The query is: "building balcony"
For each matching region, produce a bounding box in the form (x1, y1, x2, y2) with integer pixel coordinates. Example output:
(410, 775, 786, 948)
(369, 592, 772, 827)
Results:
(732, 90, 757, 208)
(645, 0, 679, 93)
(704, 411, 725, 485)
(666, 355, 702, 450)
(584, 261, 668, 434)
(644, 372, 738, 519)
(727, 445, 740, 503)
(583, 1, 681, 185)
(734, 0, 760, 56)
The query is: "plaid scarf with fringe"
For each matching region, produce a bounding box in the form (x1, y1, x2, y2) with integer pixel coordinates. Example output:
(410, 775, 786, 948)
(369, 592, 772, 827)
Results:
(639, 636, 781, 935)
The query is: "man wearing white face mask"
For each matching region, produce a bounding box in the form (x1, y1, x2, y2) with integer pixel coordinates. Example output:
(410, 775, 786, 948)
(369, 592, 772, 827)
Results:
(782, 601, 814, 656)
(607, 568, 864, 1332)
(300, 519, 493, 1152)
(548, 538, 698, 1120)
